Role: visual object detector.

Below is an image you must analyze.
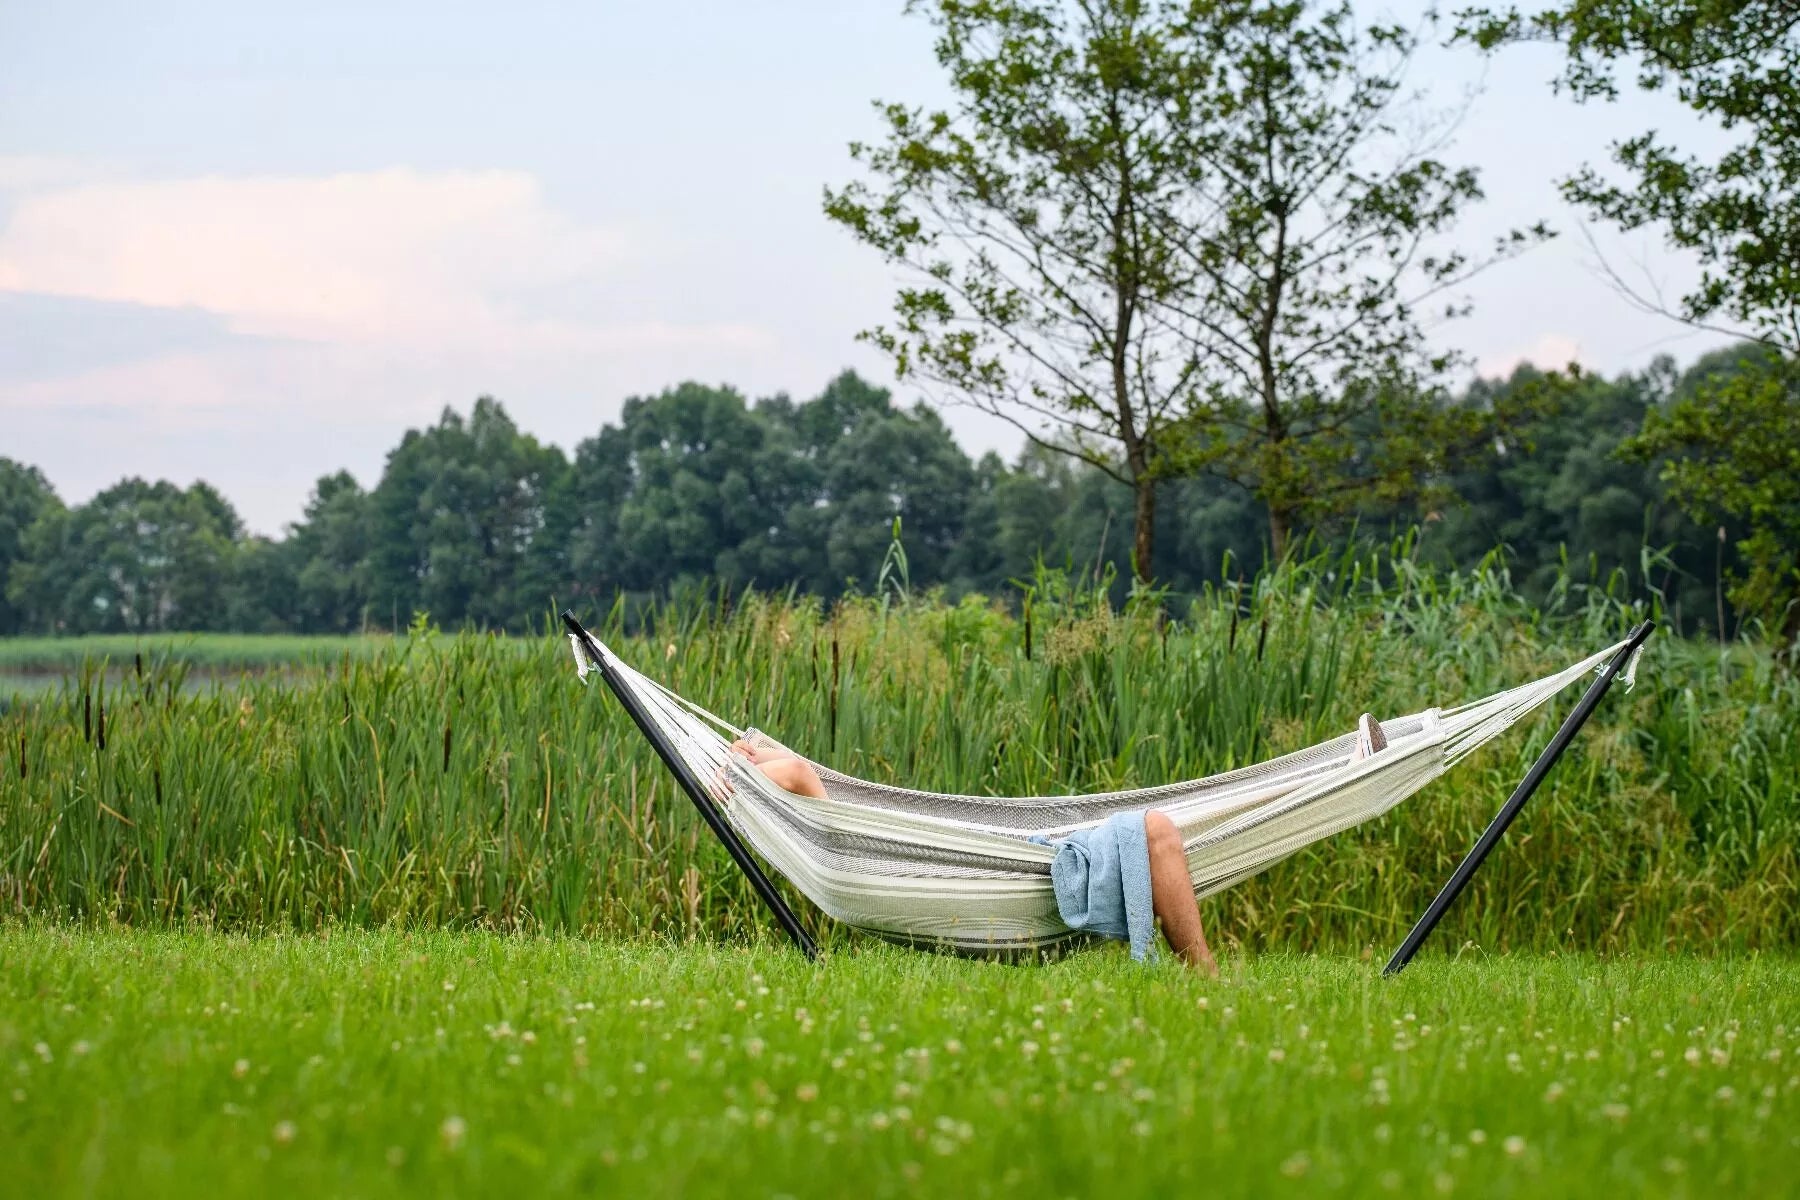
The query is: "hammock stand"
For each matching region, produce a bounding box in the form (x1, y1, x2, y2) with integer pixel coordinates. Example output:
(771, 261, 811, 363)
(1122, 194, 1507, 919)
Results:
(562, 609, 1653, 972)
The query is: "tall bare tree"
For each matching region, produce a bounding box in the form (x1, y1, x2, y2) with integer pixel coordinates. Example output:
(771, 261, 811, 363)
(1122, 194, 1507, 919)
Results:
(827, 0, 1220, 581)
(1162, 2, 1552, 557)
(831, 0, 1549, 568)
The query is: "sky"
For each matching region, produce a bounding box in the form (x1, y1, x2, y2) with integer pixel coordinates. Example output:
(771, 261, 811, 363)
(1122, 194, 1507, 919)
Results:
(0, 1, 1735, 535)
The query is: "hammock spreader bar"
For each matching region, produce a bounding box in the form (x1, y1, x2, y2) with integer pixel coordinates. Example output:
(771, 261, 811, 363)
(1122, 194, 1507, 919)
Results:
(1383, 619, 1654, 976)
(561, 610, 819, 960)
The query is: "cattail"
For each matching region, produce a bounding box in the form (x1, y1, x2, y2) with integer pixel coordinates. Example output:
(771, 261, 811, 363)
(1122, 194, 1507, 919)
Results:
(96, 700, 106, 752)
(443, 720, 453, 773)
(1023, 595, 1034, 661)
(830, 632, 841, 753)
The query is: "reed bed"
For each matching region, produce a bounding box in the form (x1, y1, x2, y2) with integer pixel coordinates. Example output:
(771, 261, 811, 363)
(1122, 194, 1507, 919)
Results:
(2, 553, 1795, 955)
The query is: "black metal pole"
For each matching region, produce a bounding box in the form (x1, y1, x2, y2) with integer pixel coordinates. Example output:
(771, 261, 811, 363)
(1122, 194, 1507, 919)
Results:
(1383, 620, 1655, 976)
(561, 610, 819, 960)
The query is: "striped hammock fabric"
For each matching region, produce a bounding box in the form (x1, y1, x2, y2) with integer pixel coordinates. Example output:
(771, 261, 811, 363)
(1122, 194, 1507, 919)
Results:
(570, 632, 1644, 955)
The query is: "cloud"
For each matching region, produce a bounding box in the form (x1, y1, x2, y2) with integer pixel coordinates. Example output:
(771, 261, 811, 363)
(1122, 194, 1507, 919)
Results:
(0, 166, 641, 347)
(0, 163, 793, 530)
(1475, 333, 1583, 379)
(0, 163, 774, 417)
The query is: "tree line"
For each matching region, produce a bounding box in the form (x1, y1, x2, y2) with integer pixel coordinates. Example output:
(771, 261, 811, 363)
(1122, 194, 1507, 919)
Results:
(0, 345, 1772, 639)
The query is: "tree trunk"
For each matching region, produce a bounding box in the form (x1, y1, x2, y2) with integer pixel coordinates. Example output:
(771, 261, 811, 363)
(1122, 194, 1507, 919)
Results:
(1132, 476, 1156, 584)
(1268, 504, 1291, 562)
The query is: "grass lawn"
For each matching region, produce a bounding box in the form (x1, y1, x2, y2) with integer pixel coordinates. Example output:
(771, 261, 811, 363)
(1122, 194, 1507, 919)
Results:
(3, 928, 1796, 1198)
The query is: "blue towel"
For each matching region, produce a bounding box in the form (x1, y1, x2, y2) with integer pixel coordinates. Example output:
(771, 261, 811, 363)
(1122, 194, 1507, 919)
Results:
(1031, 810, 1158, 961)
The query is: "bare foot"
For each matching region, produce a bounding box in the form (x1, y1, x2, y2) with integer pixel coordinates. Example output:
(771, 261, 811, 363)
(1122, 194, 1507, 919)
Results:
(1350, 713, 1387, 763)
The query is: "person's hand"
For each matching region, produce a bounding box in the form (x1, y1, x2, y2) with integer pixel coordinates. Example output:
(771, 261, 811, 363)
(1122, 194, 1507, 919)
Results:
(710, 754, 740, 803)
(730, 738, 782, 765)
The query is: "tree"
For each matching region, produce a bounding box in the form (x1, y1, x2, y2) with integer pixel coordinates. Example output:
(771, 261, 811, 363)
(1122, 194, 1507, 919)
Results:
(8, 479, 243, 633)
(830, 0, 1546, 573)
(367, 398, 568, 630)
(0, 459, 62, 635)
(1463, 1, 1800, 348)
(1161, 2, 1550, 557)
(1463, 2, 1800, 636)
(826, 0, 1225, 581)
(224, 537, 302, 633)
(562, 382, 804, 598)
(1624, 345, 1799, 638)
(287, 471, 373, 632)
(1413, 361, 1726, 629)
(775, 372, 978, 595)
(562, 373, 978, 600)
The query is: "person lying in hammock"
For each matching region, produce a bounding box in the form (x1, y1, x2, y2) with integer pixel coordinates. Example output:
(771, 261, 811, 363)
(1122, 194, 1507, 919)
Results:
(725, 712, 1387, 976)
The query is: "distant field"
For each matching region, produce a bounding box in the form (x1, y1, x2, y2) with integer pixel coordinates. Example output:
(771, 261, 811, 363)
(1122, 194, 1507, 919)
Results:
(0, 632, 398, 675)
(3, 927, 1796, 1198)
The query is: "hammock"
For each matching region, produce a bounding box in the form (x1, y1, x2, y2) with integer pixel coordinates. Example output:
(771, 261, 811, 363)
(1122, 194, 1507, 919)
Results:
(565, 618, 1649, 959)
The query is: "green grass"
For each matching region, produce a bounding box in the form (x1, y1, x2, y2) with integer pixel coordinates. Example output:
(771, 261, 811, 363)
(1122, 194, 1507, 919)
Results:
(3, 926, 1797, 1198)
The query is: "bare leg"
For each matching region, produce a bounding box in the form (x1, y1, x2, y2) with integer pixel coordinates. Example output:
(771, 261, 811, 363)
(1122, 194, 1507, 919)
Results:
(750, 754, 829, 800)
(1145, 810, 1217, 975)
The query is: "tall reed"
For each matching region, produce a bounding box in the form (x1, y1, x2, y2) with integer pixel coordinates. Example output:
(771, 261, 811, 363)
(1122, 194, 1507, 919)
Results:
(2, 549, 1794, 954)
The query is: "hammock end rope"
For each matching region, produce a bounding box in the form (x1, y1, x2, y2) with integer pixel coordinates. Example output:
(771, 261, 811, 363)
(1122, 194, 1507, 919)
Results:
(568, 633, 593, 684)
